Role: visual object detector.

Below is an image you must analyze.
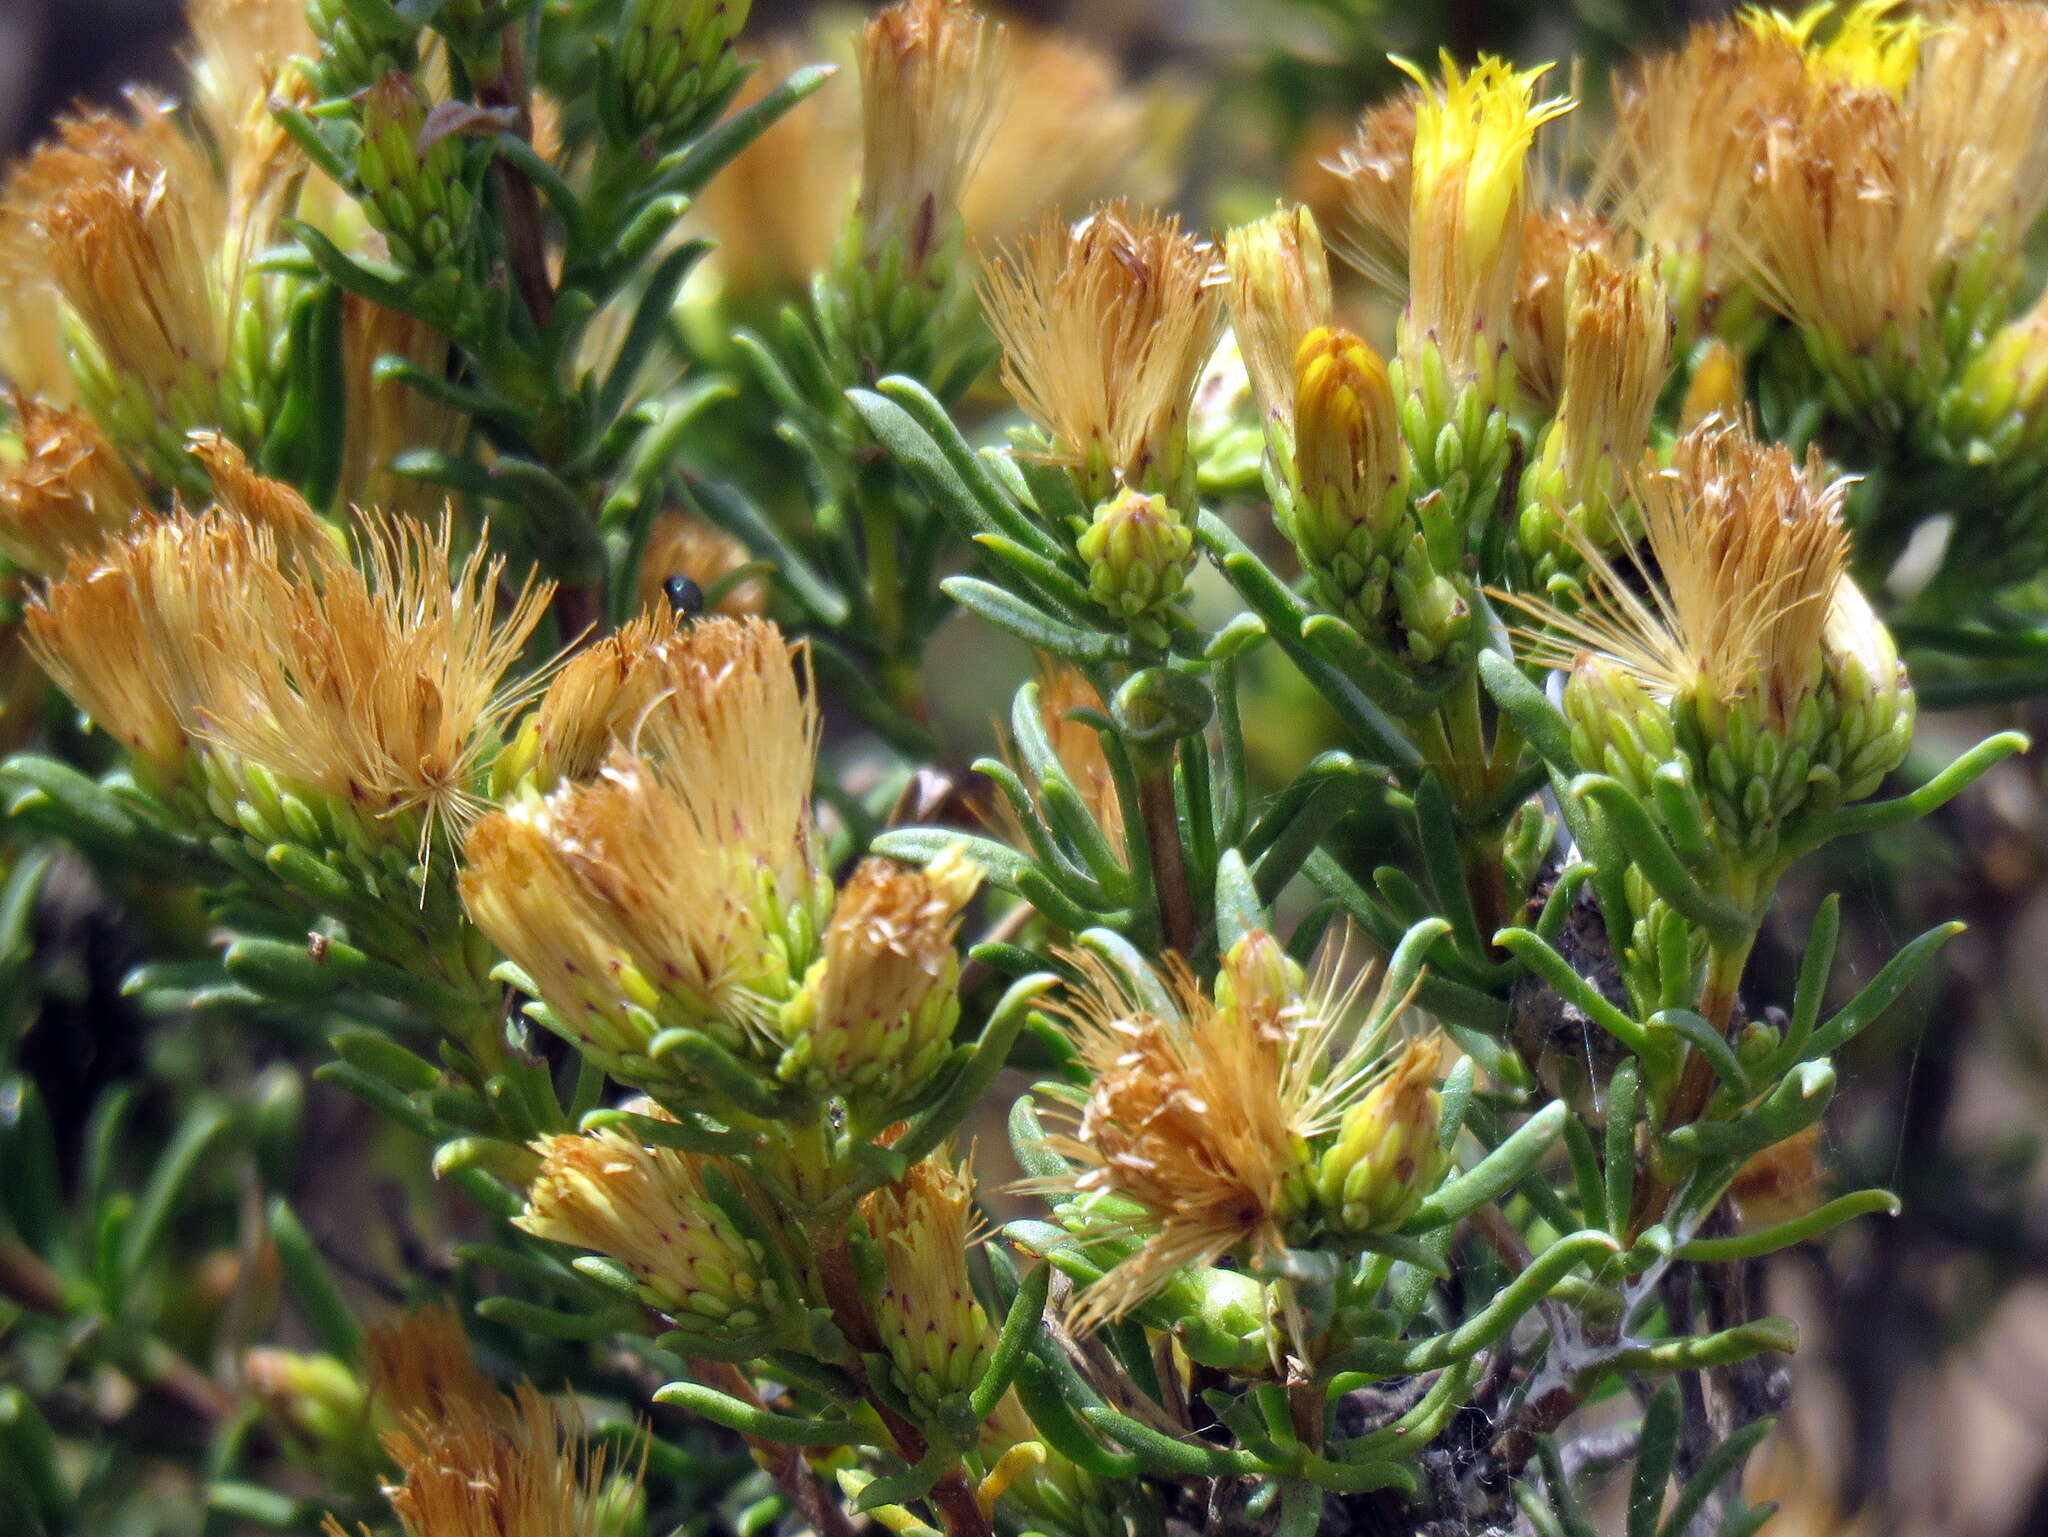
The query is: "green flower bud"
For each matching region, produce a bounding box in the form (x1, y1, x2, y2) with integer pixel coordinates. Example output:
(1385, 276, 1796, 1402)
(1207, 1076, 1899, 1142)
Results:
(618, 0, 754, 145)
(356, 72, 474, 281)
(1311, 1037, 1449, 1235)
(306, 0, 419, 98)
(1076, 488, 1194, 648)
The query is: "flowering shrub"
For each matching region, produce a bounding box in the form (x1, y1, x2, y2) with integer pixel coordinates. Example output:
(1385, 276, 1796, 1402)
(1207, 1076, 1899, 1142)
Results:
(0, 3, 2041, 1535)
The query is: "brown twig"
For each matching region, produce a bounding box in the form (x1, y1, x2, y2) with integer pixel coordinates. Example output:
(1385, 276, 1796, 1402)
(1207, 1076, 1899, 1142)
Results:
(692, 1360, 860, 1537)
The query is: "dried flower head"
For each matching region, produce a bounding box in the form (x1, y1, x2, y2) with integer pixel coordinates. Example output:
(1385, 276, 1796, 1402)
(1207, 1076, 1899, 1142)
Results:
(856, 0, 1006, 271)
(983, 202, 1223, 501)
(1515, 419, 1850, 727)
(1729, 1123, 1827, 1230)
(1509, 203, 1622, 416)
(1036, 663, 1123, 844)
(1025, 932, 1406, 1329)
(518, 1111, 782, 1332)
(463, 619, 826, 1065)
(365, 1301, 505, 1425)
(861, 1146, 992, 1408)
(184, 431, 333, 561)
(194, 515, 552, 855)
(23, 510, 269, 779)
(182, 0, 317, 152)
(339, 296, 465, 519)
(1399, 53, 1573, 372)
(781, 847, 980, 1111)
(327, 1382, 632, 1537)
(0, 398, 147, 576)
(1547, 249, 1672, 506)
(1324, 95, 1417, 296)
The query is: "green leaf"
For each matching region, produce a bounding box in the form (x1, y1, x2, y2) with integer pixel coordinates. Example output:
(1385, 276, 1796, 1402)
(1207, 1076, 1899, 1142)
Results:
(942, 576, 1130, 661)
(652, 1378, 870, 1445)
(1406, 1101, 1569, 1231)
(1627, 1384, 1681, 1537)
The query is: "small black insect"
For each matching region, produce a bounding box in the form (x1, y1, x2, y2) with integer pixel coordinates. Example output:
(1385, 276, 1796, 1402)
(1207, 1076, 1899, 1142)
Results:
(663, 573, 705, 617)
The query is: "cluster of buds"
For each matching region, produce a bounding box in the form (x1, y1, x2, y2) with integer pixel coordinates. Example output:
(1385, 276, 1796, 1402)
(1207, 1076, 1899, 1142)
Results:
(305, 0, 422, 99)
(1522, 419, 1914, 887)
(1029, 930, 1447, 1332)
(614, 0, 756, 148)
(518, 1108, 794, 1345)
(983, 203, 1222, 649)
(354, 73, 478, 293)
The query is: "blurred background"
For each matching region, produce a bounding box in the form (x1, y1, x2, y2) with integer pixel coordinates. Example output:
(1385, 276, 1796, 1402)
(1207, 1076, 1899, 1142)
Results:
(2, 2, 2045, 1535)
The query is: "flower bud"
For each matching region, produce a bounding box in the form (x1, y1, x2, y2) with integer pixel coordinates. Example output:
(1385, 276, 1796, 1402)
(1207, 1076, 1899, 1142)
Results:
(356, 73, 473, 281)
(243, 1348, 376, 1477)
(778, 846, 981, 1118)
(1817, 576, 1914, 801)
(518, 1114, 786, 1334)
(1075, 487, 1195, 648)
(617, 0, 754, 146)
(862, 1149, 993, 1414)
(1310, 1036, 1448, 1235)
(306, 0, 419, 98)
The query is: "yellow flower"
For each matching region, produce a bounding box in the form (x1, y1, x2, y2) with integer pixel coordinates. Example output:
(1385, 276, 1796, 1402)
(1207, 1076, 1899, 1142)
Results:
(982, 201, 1223, 503)
(1740, 0, 1927, 97)
(1513, 420, 1850, 729)
(1022, 932, 1410, 1330)
(1398, 52, 1573, 374)
(781, 847, 981, 1113)
(0, 398, 147, 576)
(518, 1110, 783, 1332)
(1224, 205, 1335, 438)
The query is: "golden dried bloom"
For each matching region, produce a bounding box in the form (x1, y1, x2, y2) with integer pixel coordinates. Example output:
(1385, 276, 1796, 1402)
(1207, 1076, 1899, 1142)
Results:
(1509, 203, 1620, 417)
(1324, 94, 1416, 295)
(525, 610, 690, 787)
(358, 1383, 628, 1537)
(1547, 250, 1672, 506)
(861, 1147, 992, 1409)
(1906, 1, 2048, 252)
(781, 847, 981, 1111)
(856, 0, 1007, 270)
(339, 296, 465, 520)
(1026, 934, 1403, 1330)
(634, 513, 765, 619)
(695, 39, 857, 299)
(1224, 205, 1335, 434)
(12, 101, 229, 438)
(182, 0, 317, 152)
(1598, 19, 1804, 320)
(0, 398, 147, 576)
(518, 1111, 782, 1331)
(184, 431, 333, 562)
(0, 205, 70, 403)
(1517, 419, 1849, 727)
(1399, 53, 1573, 372)
(983, 202, 1223, 501)
(962, 29, 1184, 249)
(195, 515, 552, 853)
(366, 1301, 505, 1425)
(23, 510, 270, 780)
(463, 620, 827, 1065)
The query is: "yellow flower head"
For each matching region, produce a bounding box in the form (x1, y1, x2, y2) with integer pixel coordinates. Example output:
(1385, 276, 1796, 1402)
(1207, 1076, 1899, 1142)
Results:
(983, 201, 1223, 501)
(0, 398, 146, 577)
(782, 847, 981, 1110)
(1292, 326, 1404, 520)
(463, 619, 826, 1064)
(1741, 1, 1928, 97)
(1398, 52, 1574, 371)
(856, 0, 1007, 270)
(860, 1146, 992, 1408)
(518, 1110, 781, 1331)
(1024, 932, 1409, 1331)
(1224, 205, 1335, 435)
(1549, 249, 1672, 506)
(1515, 419, 1851, 727)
